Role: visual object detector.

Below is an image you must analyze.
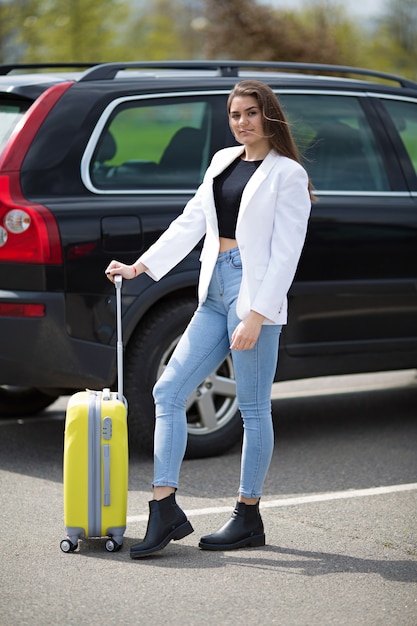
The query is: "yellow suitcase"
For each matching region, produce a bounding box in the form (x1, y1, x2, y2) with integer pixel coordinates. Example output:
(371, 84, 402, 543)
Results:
(60, 276, 128, 553)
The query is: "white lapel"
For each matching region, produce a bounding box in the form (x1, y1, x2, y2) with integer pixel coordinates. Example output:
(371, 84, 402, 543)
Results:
(237, 150, 279, 227)
(210, 146, 245, 177)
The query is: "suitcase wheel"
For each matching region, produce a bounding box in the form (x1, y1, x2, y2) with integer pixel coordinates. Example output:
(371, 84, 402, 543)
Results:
(105, 538, 122, 552)
(60, 538, 78, 553)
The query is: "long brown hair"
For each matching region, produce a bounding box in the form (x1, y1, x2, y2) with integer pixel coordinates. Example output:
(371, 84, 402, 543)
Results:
(227, 80, 315, 200)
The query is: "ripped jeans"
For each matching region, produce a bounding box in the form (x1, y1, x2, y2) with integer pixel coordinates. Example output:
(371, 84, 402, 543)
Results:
(153, 247, 281, 498)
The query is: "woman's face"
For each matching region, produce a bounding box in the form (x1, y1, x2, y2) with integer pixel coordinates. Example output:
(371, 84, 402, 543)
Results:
(228, 95, 268, 150)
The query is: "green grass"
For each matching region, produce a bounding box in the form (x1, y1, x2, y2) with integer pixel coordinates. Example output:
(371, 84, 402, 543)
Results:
(108, 122, 184, 165)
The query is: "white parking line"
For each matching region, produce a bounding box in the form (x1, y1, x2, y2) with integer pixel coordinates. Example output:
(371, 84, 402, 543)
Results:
(127, 482, 417, 524)
(271, 369, 416, 399)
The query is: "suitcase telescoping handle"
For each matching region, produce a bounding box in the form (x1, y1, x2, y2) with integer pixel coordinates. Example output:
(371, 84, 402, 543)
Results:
(114, 274, 123, 401)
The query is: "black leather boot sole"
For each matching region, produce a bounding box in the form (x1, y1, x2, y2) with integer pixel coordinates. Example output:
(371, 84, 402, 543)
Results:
(199, 501, 265, 551)
(199, 532, 265, 551)
(130, 519, 194, 558)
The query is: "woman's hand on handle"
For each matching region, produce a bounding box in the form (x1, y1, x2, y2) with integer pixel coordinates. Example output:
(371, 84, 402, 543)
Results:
(105, 260, 147, 282)
(230, 310, 265, 351)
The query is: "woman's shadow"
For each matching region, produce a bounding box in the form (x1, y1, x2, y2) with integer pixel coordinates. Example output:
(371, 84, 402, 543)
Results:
(87, 540, 417, 584)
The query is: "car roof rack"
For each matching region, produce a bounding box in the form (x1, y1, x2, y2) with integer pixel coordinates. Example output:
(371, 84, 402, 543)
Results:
(78, 60, 417, 89)
(0, 63, 98, 76)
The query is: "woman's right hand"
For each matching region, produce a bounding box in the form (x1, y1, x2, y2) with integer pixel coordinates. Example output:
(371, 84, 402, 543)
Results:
(105, 260, 143, 282)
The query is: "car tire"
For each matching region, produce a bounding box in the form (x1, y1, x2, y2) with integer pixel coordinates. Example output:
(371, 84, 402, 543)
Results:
(0, 386, 58, 417)
(125, 298, 242, 459)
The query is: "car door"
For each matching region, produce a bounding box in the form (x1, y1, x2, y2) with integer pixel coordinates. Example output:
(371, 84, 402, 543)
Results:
(277, 91, 417, 378)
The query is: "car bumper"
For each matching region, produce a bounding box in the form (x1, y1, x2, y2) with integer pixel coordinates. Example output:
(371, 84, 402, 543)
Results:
(0, 290, 115, 390)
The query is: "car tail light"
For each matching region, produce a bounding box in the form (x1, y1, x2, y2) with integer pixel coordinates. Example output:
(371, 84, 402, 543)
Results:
(0, 81, 74, 265)
(0, 174, 62, 263)
(67, 242, 98, 260)
(4, 209, 31, 234)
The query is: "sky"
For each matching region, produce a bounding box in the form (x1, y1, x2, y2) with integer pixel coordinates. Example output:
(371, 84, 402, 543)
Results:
(266, 0, 388, 19)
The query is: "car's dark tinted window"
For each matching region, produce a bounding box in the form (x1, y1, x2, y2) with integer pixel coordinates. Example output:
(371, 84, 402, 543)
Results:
(90, 97, 212, 191)
(279, 94, 390, 192)
(380, 98, 417, 181)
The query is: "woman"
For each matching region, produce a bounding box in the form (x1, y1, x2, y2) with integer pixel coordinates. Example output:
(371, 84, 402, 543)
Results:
(106, 80, 313, 558)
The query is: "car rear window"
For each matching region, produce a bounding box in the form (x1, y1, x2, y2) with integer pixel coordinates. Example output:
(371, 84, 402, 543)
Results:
(0, 99, 31, 153)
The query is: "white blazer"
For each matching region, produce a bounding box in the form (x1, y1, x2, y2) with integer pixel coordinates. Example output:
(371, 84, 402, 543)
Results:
(139, 146, 311, 325)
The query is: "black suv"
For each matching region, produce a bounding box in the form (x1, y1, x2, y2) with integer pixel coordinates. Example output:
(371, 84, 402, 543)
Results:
(1, 61, 416, 457)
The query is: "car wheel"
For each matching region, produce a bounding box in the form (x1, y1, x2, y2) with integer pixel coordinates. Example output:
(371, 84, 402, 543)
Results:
(125, 298, 242, 459)
(0, 386, 58, 417)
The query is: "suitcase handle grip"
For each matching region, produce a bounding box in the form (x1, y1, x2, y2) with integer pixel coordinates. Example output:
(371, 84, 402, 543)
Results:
(103, 444, 111, 506)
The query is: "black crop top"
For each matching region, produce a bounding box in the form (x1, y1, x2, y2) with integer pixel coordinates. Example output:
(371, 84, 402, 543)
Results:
(213, 157, 263, 238)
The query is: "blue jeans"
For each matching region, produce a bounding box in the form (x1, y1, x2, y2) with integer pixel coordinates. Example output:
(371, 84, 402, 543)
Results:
(153, 247, 281, 498)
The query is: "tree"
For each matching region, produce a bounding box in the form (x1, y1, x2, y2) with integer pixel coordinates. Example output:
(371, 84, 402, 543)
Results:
(2, 0, 414, 78)
(384, 0, 417, 52)
(203, 0, 364, 67)
(124, 0, 206, 61)
(369, 0, 417, 79)
(0, 0, 209, 65)
(1, 0, 130, 64)
(0, 0, 42, 63)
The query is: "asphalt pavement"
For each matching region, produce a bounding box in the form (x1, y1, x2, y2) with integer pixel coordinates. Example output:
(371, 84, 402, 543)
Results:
(0, 370, 416, 625)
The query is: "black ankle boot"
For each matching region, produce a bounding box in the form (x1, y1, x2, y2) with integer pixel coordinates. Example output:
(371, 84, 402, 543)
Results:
(130, 493, 194, 558)
(199, 501, 265, 551)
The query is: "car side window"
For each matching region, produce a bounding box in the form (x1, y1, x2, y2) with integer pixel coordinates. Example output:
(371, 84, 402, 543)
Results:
(90, 98, 211, 190)
(279, 94, 390, 192)
(0, 101, 30, 152)
(380, 98, 417, 180)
